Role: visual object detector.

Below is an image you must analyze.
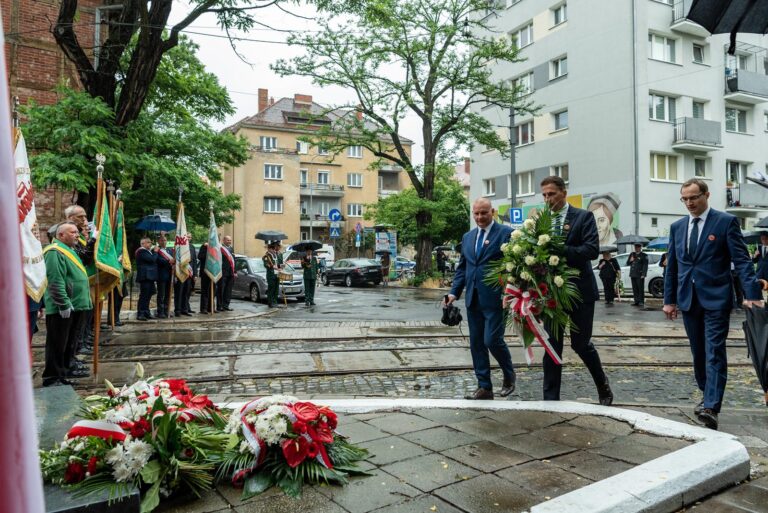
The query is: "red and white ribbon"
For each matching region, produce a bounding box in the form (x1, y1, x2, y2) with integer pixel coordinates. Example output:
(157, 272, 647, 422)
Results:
(66, 420, 126, 442)
(503, 284, 563, 366)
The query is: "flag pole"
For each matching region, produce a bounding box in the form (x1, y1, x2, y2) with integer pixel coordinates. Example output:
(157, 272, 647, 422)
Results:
(170, 186, 183, 320)
(92, 154, 106, 377)
(107, 180, 116, 331)
(209, 201, 214, 316)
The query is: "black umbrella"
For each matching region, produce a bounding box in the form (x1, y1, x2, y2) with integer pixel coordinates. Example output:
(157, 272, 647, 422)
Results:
(135, 214, 176, 232)
(616, 235, 649, 245)
(742, 231, 765, 244)
(742, 306, 768, 406)
(255, 230, 288, 241)
(434, 245, 453, 251)
(756, 217, 768, 229)
(290, 240, 323, 252)
(686, 0, 768, 53)
(599, 245, 618, 253)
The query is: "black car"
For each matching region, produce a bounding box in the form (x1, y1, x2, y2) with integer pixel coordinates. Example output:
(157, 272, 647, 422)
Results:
(322, 258, 383, 287)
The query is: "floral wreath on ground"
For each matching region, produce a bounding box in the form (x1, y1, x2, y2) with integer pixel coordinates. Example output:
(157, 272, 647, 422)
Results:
(485, 208, 582, 364)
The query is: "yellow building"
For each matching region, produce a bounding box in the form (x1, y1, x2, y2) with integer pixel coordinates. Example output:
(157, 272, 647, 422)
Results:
(222, 90, 412, 256)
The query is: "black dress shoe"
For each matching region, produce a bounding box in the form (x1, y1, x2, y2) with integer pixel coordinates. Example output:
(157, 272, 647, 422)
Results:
(137, 316, 148, 321)
(694, 401, 704, 416)
(182, 312, 193, 317)
(499, 378, 516, 397)
(115, 320, 124, 327)
(223, 307, 233, 311)
(464, 388, 494, 400)
(697, 408, 718, 430)
(597, 379, 614, 406)
(42, 379, 61, 387)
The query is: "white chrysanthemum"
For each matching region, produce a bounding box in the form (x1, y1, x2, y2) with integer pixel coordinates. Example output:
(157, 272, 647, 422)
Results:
(125, 440, 153, 463)
(538, 234, 551, 245)
(554, 276, 565, 287)
(112, 463, 133, 483)
(239, 441, 252, 454)
(505, 262, 514, 272)
(512, 245, 523, 255)
(105, 446, 124, 466)
(524, 255, 536, 265)
(500, 243, 508, 252)
(520, 271, 531, 281)
(511, 230, 523, 240)
(549, 255, 560, 266)
(225, 413, 242, 434)
(103, 409, 130, 425)
(523, 219, 535, 230)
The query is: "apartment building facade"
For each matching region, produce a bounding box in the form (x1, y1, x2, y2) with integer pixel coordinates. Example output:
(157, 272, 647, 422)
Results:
(222, 90, 411, 257)
(474, 0, 768, 245)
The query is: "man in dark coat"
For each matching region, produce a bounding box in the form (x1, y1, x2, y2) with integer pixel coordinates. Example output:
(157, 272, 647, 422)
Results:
(753, 232, 768, 283)
(217, 235, 235, 311)
(154, 233, 174, 318)
(135, 237, 158, 321)
(598, 251, 621, 305)
(540, 176, 613, 405)
(302, 249, 319, 306)
(628, 243, 649, 307)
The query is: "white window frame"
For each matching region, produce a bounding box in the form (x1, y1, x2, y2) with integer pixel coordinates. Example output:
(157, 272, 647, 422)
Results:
(299, 168, 308, 184)
(553, 109, 569, 131)
(301, 231, 309, 241)
(264, 163, 283, 180)
(551, 56, 567, 79)
(551, 164, 569, 183)
(264, 197, 283, 213)
(552, 3, 567, 26)
(317, 171, 330, 185)
(347, 173, 363, 187)
(694, 157, 707, 178)
(296, 141, 309, 154)
(648, 93, 676, 122)
(515, 121, 534, 146)
(763, 112, 768, 131)
(346, 203, 363, 217)
(725, 106, 748, 133)
(300, 200, 308, 215)
(317, 145, 330, 156)
(727, 161, 748, 184)
(509, 22, 533, 50)
(650, 153, 679, 182)
(260, 136, 277, 150)
(692, 43, 705, 64)
(648, 33, 677, 64)
(512, 72, 534, 96)
(727, 53, 749, 72)
(517, 171, 534, 196)
(318, 202, 330, 216)
(482, 178, 496, 196)
(347, 145, 363, 158)
(692, 101, 705, 119)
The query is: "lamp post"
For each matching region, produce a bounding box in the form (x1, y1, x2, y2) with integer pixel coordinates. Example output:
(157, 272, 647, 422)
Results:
(508, 106, 517, 215)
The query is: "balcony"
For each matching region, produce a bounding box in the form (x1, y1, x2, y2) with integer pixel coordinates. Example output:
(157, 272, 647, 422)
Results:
(379, 164, 403, 173)
(299, 183, 345, 197)
(250, 145, 299, 155)
(725, 69, 768, 104)
(671, 1, 710, 37)
(726, 183, 768, 213)
(378, 188, 399, 198)
(671, 117, 722, 152)
(299, 214, 346, 228)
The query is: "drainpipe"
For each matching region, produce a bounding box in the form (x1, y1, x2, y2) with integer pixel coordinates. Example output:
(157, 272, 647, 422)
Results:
(631, 0, 640, 235)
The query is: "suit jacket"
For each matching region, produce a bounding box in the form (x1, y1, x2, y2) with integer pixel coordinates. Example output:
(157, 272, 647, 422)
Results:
(451, 222, 514, 310)
(628, 251, 649, 278)
(155, 247, 174, 282)
(664, 208, 761, 311)
(562, 206, 600, 303)
(221, 246, 235, 278)
(754, 245, 768, 281)
(197, 244, 208, 278)
(135, 247, 158, 283)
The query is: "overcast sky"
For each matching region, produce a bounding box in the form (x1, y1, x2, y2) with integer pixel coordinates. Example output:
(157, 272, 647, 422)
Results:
(170, 1, 427, 163)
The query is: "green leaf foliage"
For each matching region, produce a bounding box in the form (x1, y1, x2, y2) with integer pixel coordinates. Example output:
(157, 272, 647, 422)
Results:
(140, 461, 162, 485)
(140, 480, 161, 513)
(242, 472, 275, 500)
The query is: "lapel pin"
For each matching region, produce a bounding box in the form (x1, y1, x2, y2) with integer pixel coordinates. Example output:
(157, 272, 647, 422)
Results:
(708, 235, 715, 241)
(484, 239, 490, 245)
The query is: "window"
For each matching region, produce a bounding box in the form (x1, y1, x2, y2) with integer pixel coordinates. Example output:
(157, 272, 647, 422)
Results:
(264, 197, 283, 213)
(482, 178, 496, 196)
(318, 202, 330, 216)
(512, 72, 534, 96)
(692, 44, 705, 64)
(725, 107, 747, 133)
(648, 94, 676, 122)
(348, 146, 363, 158)
(264, 164, 283, 180)
(764, 112, 768, 131)
(552, 164, 569, 183)
(648, 34, 676, 63)
(650, 153, 678, 181)
(694, 158, 707, 178)
(518, 171, 533, 195)
(552, 4, 567, 25)
(260, 136, 277, 150)
(296, 141, 309, 154)
(347, 203, 363, 217)
(301, 231, 309, 241)
(509, 23, 533, 49)
(551, 56, 568, 79)
(317, 145, 330, 156)
(651, 217, 658, 228)
(553, 110, 569, 131)
(727, 161, 747, 184)
(300, 200, 308, 215)
(727, 53, 749, 72)
(347, 173, 363, 187)
(515, 121, 534, 145)
(317, 171, 330, 185)
(692, 101, 705, 119)
(299, 168, 308, 184)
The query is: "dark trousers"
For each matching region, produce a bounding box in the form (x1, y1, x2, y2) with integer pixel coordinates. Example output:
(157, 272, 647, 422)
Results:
(601, 277, 616, 303)
(156, 280, 171, 317)
(466, 295, 515, 391)
(682, 289, 730, 413)
(216, 275, 234, 310)
(631, 277, 645, 305)
(543, 301, 607, 400)
(199, 275, 214, 313)
(137, 281, 155, 318)
(305, 279, 316, 304)
(108, 284, 127, 324)
(43, 311, 85, 384)
(174, 279, 192, 314)
(267, 274, 279, 306)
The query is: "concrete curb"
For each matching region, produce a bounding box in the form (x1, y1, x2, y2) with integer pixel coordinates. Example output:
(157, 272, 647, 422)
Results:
(221, 398, 749, 513)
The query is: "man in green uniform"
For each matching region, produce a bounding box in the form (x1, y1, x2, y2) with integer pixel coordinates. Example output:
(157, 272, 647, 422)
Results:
(302, 249, 319, 306)
(42, 222, 94, 387)
(263, 241, 281, 307)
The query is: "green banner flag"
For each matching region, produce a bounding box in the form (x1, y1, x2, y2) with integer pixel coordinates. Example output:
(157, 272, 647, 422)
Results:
(93, 187, 121, 296)
(204, 210, 222, 283)
(114, 201, 131, 281)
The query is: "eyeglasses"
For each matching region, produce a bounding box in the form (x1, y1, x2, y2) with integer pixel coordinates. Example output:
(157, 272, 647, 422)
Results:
(680, 193, 704, 203)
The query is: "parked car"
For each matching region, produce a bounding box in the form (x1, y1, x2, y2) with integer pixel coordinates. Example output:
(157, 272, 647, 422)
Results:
(322, 258, 383, 287)
(232, 255, 305, 302)
(375, 255, 416, 271)
(592, 251, 666, 299)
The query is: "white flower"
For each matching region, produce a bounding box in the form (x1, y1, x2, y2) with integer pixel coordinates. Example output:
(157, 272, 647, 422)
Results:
(125, 440, 153, 463)
(523, 219, 535, 230)
(538, 234, 551, 246)
(500, 243, 508, 252)
(505, 262, 514, 272)
(549, 255, 560, 266)
(239, 441, 251, 454)
(511, 230, 523, 240)
(519, 271, 531, 281)
(524, 255, 536, 265)
(554, 276, 565, 287)
(112, 463, 133, 483)
(106, 446, 124, 466)
(512, 245, 523, 255)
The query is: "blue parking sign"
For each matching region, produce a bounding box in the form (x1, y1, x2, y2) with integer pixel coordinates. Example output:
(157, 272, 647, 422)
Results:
(510, 208, 523, 224)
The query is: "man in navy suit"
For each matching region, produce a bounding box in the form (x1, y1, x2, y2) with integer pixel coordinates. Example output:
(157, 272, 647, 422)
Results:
(135, 237, 158, 321)
(753, 232, 768, 283)
(445, 198, 516, 400)
(664, 179, 764, 430)
(540, 176, 613, 405)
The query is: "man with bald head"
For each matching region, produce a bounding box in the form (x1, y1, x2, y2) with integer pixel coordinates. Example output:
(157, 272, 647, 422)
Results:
(444, 198, 516, 400)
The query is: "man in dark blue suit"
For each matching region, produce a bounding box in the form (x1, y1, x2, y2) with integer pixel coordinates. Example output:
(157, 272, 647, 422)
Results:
(664, 179, 765, 430)
(540, 177, 613, 405)
(135, 237, 158, 321)
(445, 198, 516, 400)
(154, 233, 175, 319)
(753, 232, 768, 282)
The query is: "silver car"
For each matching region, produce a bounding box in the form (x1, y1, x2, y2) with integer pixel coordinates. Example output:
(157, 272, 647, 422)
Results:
(593, 251, 666, 298)
(232, 256, 305, 303)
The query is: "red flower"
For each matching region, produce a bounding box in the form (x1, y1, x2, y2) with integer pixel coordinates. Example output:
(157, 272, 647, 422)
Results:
(64, 462, 86, 484)
(281, 437, 309, 468)
(546, 299, 558, 309)
(292, 420, 308, 434)
(185, 394, 213, 409)
(529, 305, 542, 316)
(306, 441, 320, 458)
(163, 379, 188, 392)
(538, 283, 549, 295)
(130, 418, 151, 439)
(307, 421, 334, 444)
(87, 457, 99, 475)
(291, 402, 320, 422)
(528, 289, 540, 300)
(318, 407, 338, 430)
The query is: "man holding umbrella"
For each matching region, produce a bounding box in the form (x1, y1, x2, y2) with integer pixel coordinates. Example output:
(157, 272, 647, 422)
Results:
(263, 241, 282, 308)
(301, 245, 319, 306)
(627, 243, 648, 307)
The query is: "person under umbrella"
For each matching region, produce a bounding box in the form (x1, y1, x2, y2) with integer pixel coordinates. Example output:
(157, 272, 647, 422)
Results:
(598, 251, 621, 305)
(263, 241, 282, 308)
(301, 248, 319, 306)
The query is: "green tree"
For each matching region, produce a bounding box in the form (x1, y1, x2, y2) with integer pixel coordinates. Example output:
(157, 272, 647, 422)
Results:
(365, 165, 469, 247)
(273, 0, 529, 273)
(22, 37, 246, 232)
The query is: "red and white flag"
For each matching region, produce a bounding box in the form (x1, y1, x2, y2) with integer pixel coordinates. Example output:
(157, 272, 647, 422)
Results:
(174, 202, 192, 282)
(15, 130, 46, 301)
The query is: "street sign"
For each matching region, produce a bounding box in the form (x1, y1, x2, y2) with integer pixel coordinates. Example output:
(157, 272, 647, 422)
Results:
(330, 221, 340, 229)
(330, 227, 341, 238)
(328, 209, 342, 222)
(154, 208, 172, 218)
(509, 208, 524, 224)
(355, 222, 362, 233)
(355, 233, 361, 247)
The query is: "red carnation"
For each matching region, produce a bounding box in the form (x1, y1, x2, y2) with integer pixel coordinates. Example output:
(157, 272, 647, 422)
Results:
(87, 457, 99, 476)
(538, 283, 549, 295)
(281, 437, 309, 468)
(291, 402, 320, 422)
(546, 299, 558, 309)
(292, 420, 308, 435)
(528, 289, 540, 300)
(64, 462, 86, 484)
(530, 305, 542, 316)
(130, 418, 151, 439)
(307, 441, 320, 459)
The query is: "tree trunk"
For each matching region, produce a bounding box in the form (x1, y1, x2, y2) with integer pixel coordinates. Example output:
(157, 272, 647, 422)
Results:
(414, 211, 433, 275)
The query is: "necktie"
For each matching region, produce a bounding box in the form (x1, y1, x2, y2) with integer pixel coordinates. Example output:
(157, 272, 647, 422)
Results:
(688, 218, 700, 256)
(475, 228, 485, 256)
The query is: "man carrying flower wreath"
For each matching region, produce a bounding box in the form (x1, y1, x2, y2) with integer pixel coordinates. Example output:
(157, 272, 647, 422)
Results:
(444, 198, 516, 400)
(539, 177, 613, 405)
